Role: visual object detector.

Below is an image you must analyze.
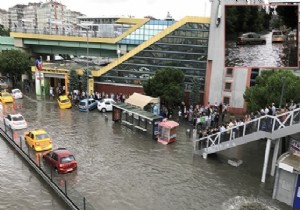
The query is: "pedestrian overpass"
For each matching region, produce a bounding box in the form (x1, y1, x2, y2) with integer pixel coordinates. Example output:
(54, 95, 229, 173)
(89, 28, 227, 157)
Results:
(193, 107, 300, 182)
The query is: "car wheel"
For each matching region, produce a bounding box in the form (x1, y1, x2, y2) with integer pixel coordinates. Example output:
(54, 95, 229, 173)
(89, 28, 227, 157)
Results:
(101, 108, 106, 113)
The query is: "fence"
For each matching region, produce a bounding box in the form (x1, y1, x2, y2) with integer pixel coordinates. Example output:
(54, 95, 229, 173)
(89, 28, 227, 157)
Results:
(193, 107, 300, 155)
(0, 119, 96, 210)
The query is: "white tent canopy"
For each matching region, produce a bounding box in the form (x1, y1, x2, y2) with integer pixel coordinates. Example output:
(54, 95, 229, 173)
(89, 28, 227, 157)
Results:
(125, 93, 159, 109)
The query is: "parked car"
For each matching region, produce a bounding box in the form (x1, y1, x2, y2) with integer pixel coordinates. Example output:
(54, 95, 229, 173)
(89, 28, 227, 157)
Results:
(57, 95, 72, 109)
(272, 30, 285, 42)
(78, 98, 98, 111)
(236, 32, 266, 45)
(124, 74, 137, 78)
(139, 74, 150, 79)
(97, 98, 115, 112)
(0, 91, 14, 103)
(4, 113, 27, 130)
(24, 129, 52, 152)
(43, 148, 77, 174)
(11, 89, 23, 99)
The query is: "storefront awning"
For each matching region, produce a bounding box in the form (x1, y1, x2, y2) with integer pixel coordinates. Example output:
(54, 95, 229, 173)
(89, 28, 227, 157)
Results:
(125, 92, 159, 109)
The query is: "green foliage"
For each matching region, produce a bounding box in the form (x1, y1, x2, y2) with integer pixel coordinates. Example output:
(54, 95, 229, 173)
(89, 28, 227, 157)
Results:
(276, 6, 298, 29)
(244, 70, 300, 112)
(190, 77, 201, 106)
(225, 6, 272, 38)
(0, 49, 31, 83)
(0, 25, 9, 36)
(143, 68, 185, 105)
(81, 68, 89, 92)
(68, 66, 79, 93)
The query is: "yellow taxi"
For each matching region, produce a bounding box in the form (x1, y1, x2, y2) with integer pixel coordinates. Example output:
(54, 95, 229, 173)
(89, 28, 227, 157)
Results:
(57, 95, 72, 109)
(0, 91, 14, 103)
(24, 129, 53, 152)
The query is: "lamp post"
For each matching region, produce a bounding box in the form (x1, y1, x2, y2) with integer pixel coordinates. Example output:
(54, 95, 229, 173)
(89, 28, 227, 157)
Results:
(279, 76, 286, 109)
(79, 25, 90, 97)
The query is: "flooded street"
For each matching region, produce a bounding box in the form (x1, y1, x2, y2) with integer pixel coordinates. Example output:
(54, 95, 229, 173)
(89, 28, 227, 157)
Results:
(0, 95, 292, 210)
(226, 32, 297, 67)
(0, 134, 68, 210)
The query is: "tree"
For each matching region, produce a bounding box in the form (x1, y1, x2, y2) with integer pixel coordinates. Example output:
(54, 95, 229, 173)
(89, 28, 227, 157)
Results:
(0, 25, 10, 36)
(276, 5, 298, 29)
(0, 49, 31, 87)
(225, 5, 272, 39)
(244, 69, 300, 112)
(143, 68, 185, 106)
(81, 68, 89, 93)
(68, 66, 79, 93)
(190, 77, 201, 106)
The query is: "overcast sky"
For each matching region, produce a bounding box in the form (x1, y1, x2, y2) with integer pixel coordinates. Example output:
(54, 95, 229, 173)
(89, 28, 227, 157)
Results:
(1, 0, 211, 20)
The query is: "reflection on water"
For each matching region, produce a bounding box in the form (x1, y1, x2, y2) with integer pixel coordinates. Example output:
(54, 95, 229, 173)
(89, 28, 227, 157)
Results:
(226, 32, 297, 67)
(0, 95, 292, 210)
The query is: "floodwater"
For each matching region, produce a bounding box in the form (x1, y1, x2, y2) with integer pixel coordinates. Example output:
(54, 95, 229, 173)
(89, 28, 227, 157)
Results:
(225, 32, 298, 67)
(0, 95, 293, 210)
(0, 133, 69, 210)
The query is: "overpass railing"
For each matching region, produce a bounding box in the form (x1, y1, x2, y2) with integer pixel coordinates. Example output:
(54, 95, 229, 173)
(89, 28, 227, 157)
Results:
(12, 27, 119, 38)
(193, 107, 300, 156)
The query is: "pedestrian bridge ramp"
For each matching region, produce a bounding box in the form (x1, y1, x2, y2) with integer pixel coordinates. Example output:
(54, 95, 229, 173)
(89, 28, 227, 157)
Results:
(193, 108, 300, 158)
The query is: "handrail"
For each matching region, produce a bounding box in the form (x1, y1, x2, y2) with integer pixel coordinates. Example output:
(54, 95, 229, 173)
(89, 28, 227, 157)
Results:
(193, 107, 300, 155)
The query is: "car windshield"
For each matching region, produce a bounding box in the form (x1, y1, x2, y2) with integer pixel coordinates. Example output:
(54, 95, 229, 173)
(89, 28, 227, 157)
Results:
(12, 116, 24, 121)
(13, 90, 20, 93)
(79, 101, 86, 106)
(2, 93, 10, 97)
(36, 133, 49, 140)
(273, 32, 282, 35)
(61, 99, 70, 103)
(61, 155, 75, 163)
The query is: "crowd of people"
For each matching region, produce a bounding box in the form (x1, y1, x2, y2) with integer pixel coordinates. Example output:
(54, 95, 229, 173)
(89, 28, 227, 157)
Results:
(49, 86, 128, 105)
(177, 101, 300, 144)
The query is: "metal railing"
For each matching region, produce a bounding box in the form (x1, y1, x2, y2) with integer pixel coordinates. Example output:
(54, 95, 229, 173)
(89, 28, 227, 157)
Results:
(12, 27, 120, 38)
(193, 107, 300, 156)
(0, 119, 96, 210)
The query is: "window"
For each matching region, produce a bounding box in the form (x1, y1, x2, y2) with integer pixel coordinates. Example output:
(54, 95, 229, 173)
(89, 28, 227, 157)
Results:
(226, 68, 233, 76)
(224, 82, 232, 91)
(223, 96, 230, 105)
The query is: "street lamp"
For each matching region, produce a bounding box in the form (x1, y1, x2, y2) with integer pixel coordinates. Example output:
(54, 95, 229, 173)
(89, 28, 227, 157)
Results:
(78, 24, 90, 68)
(79, 24, 90, 97)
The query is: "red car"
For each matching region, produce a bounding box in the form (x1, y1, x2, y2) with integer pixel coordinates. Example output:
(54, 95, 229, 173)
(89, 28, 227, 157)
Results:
(43, 148, 77, 174)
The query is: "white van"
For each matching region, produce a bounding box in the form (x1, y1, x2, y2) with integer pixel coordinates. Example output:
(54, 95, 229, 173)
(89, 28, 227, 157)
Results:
(272, 30, 285, 43)
(97, 98, 115, 112)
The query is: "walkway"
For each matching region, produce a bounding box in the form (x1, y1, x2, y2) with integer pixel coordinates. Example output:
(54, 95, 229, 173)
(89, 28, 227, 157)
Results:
(193, 107, 300, 158)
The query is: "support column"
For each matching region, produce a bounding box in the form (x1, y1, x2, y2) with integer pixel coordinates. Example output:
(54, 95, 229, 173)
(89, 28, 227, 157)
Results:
(271, 138, 280, 176)
(261, 138, 272, 183)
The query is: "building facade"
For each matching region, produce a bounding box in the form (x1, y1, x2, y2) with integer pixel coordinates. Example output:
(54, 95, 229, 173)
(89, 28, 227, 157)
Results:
(95, 17, 210, 103)
(0, 9, 9, 29)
